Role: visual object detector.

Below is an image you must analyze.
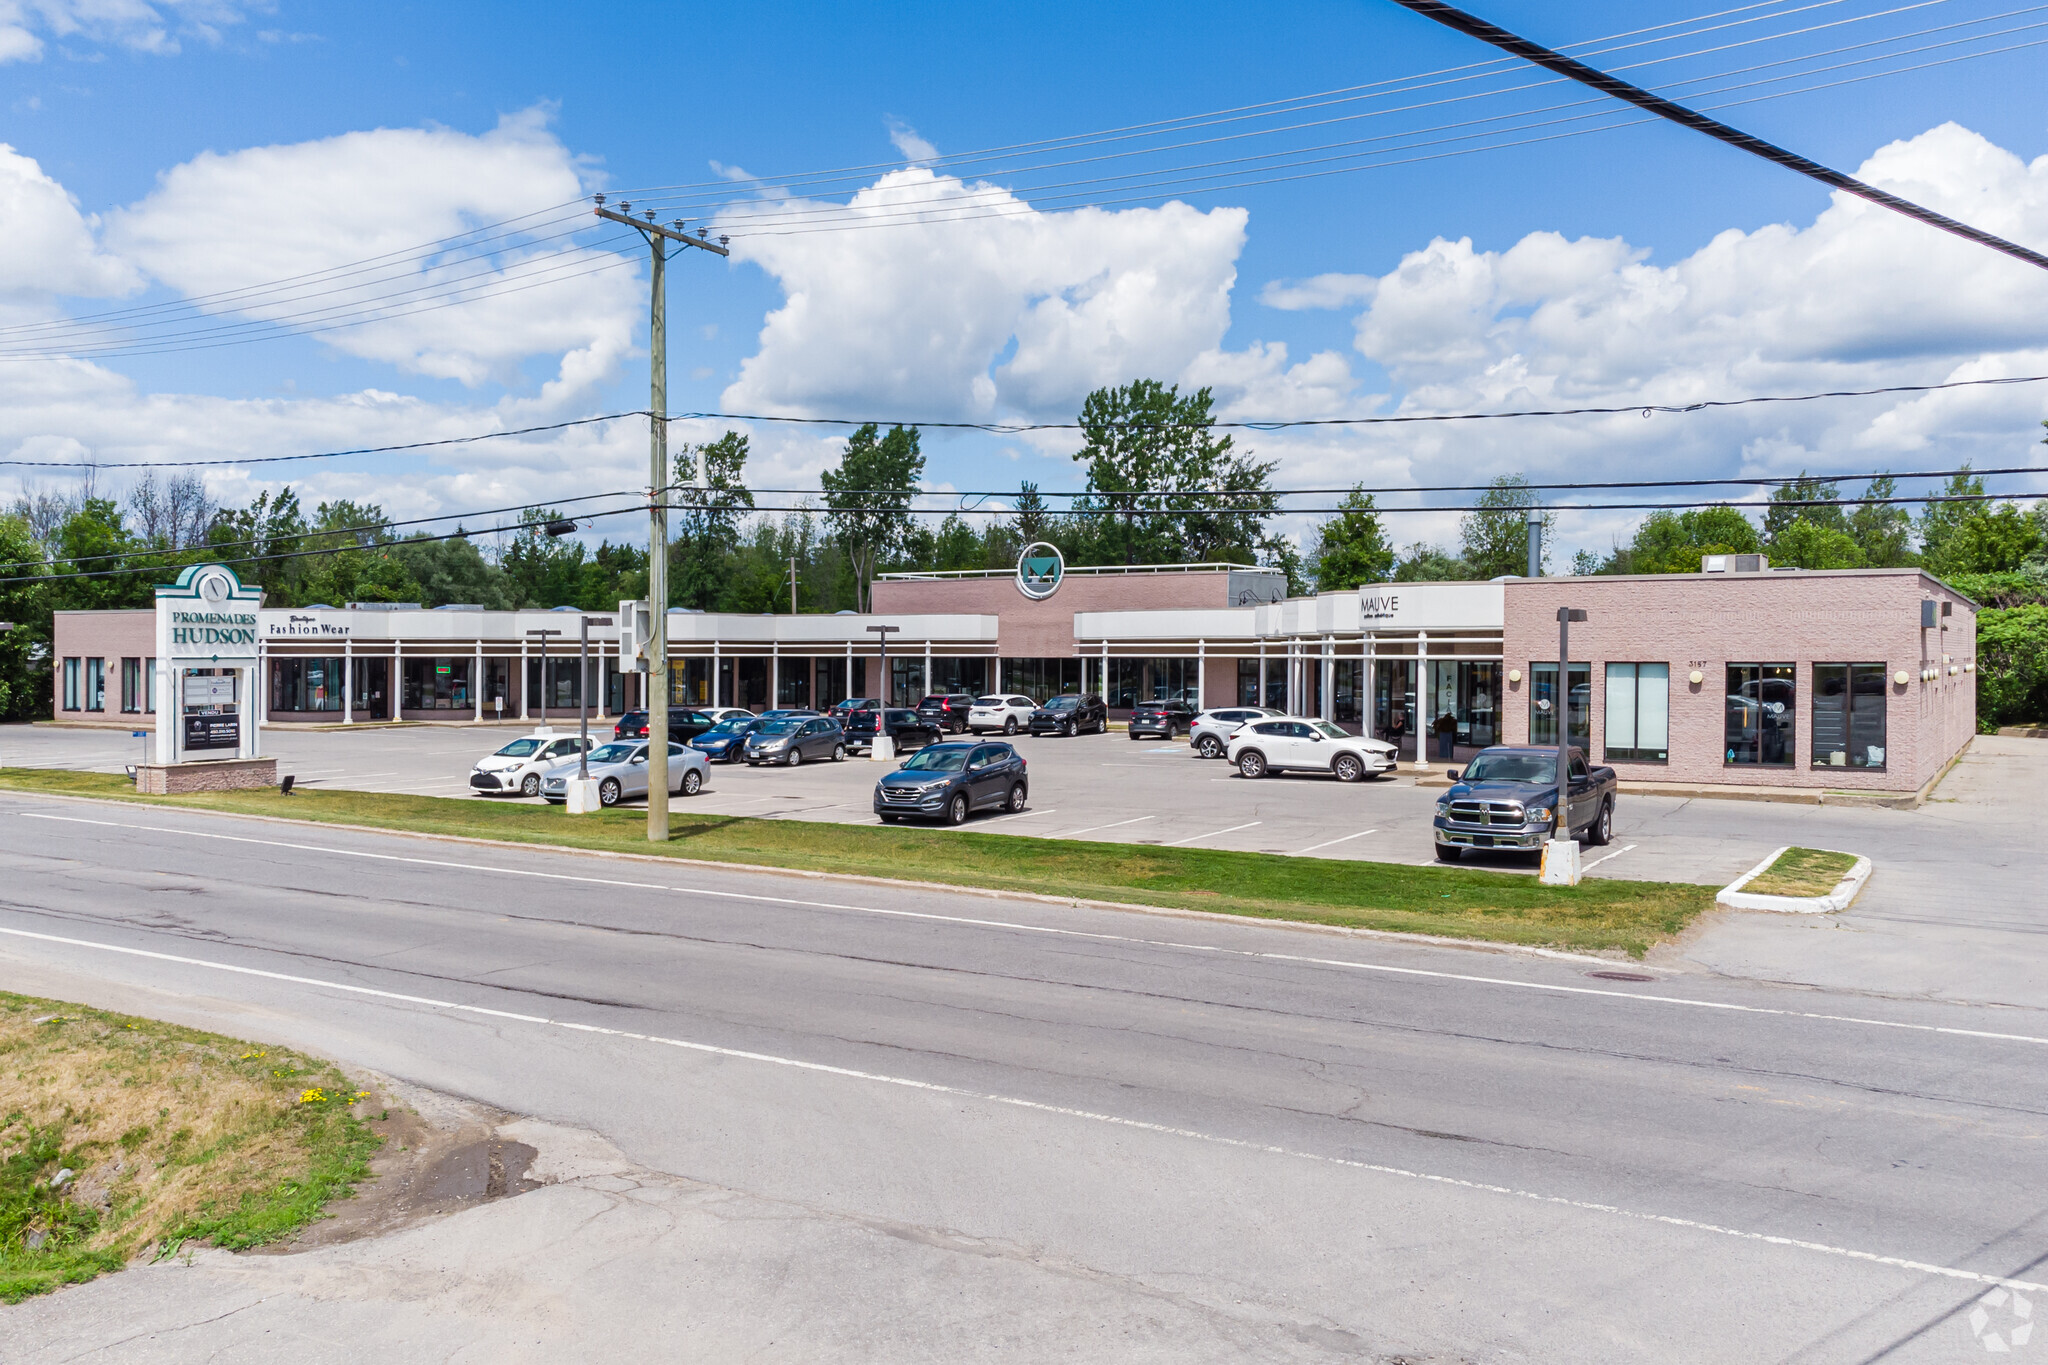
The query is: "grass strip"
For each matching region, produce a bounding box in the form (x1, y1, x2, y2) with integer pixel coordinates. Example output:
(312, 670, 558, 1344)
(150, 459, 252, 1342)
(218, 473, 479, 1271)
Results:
(0, 769, 1712, 956)
(1745, 846, 1860, 898)
(0, 991, 380, 1303)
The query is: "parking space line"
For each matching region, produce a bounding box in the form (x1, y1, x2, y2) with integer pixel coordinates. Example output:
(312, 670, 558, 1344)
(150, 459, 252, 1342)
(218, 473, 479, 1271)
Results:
(1583, 844, 1638, 872)
(1293, 829, 1378, 856)
(1165, 821, 1261, 847)
(1049, 815, 1152, 838)
(975, 807, 1054, 826)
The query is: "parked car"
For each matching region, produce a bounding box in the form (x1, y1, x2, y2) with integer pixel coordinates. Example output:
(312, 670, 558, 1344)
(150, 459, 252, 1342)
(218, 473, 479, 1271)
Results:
(541, 740, 707, 806)
(873, 741, 1028, 825)
(1027, 693, 1108, 737)
(702, 706, 756, 724)
(469, 730, 594, 797)
(1189, 706, 1284, 759)
(1226, 717, 1397, 782)
(743, 715, 846, 766)
(614, 708, 719, 742)
(829, 697, 882, 717)
(1432, 745, 1615, 861)
(1127, 698, 1196, 740)
(689, 715, 764, 763)
(843, 707, 940, 755)
(968, 694, 1037, 735)
(758, 708, 821, 721)
(916, 693, 978, 734)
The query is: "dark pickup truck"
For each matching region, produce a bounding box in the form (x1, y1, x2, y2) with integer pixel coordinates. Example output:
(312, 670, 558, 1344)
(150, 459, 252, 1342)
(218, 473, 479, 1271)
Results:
(1432, 745, 1616, 862)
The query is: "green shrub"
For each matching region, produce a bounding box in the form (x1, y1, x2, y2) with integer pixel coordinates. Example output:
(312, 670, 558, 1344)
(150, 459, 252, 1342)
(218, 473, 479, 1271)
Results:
(1977, 604, 2048, 727)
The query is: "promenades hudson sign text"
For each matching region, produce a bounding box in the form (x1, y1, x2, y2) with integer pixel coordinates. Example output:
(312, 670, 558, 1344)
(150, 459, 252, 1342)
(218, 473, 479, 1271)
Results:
(169, 610, 258, 649)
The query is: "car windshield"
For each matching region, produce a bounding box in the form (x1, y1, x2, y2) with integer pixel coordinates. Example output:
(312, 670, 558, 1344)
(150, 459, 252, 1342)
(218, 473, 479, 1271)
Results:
(1461, 753, 1559, 783)
(974, 696, 1002, 705)
(588, 743, 635, 764)
(1042, 696, 1077, 710)
(703, 719, 753, 735)
(493, 738, 543, 757)
(901, 747, 971, 773)
(1311, 722, 1349, 739)
(759, 718, 802, 734)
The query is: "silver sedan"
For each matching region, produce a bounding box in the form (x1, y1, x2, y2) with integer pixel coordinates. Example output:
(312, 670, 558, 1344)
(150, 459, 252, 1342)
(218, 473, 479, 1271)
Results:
(542, 740, 708, 806)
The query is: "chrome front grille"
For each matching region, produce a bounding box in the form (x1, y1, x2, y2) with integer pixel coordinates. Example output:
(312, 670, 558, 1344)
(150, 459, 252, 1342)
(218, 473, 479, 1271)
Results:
(1446, 800, 1525, 827)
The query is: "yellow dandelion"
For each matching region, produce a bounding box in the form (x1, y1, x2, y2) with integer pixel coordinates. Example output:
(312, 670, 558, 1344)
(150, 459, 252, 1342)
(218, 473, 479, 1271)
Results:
(297, 1088, 326, 1105)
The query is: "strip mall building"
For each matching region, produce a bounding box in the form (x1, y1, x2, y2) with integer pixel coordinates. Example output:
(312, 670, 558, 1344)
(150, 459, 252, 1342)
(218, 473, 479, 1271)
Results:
(54, 556, 1976, 797)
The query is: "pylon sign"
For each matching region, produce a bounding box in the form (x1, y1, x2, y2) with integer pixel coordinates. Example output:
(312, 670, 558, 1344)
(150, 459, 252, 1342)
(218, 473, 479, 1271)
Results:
(1015, 543, 1064, 600)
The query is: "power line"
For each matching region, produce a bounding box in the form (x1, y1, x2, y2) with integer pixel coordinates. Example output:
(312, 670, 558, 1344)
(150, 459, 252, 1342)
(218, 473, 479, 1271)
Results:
(0, 411, 648, 469)
(660, 491, 2028, 515)
(1389, 0, 2048, 271)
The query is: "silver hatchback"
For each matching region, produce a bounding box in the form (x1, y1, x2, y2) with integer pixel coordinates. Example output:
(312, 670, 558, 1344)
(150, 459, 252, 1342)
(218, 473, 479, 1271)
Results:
(542, 740, 709, 806)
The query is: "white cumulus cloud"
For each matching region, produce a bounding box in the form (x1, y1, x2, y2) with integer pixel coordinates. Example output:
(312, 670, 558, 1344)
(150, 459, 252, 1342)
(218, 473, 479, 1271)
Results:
(0, 0, 267, 62)
(0, 142, 141, 303)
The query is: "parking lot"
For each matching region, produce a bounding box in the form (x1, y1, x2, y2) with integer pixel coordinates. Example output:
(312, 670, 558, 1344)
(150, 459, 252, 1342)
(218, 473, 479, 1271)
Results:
(10, 718, 2045, 1004)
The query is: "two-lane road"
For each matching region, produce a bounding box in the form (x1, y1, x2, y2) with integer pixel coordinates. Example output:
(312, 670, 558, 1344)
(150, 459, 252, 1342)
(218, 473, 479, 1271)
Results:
(1, 792, 2043, 1362)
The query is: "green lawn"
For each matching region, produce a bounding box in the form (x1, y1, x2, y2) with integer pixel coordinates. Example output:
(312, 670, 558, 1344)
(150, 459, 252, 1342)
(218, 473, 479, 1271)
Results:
(0, 769, 1713, 957)
(1746, 846, 1860, 897)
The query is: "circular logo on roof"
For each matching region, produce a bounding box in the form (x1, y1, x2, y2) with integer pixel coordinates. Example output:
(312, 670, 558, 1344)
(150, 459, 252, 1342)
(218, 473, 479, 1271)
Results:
(196, 569, 234, 605)
(1015, 543, 1064, 600)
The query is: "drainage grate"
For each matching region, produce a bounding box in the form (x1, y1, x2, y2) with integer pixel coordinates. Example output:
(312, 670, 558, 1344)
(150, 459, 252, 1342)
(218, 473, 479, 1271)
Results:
(1585, 971, 1656, 982)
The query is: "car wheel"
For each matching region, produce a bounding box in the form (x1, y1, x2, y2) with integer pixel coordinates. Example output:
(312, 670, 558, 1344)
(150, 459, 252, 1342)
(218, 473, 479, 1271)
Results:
(1196, 734, 1223, 759)
(1237, 751, 1267, 779)
(1006, 782, 1027, 812)
(681, 769, 702, 796)
(1128, 729, 1141, 741)
(880, 813, 900, 824)
(520, 773, 540, 797)
(947, 793, 969, 825)
(1334, 754, 1364, 783)
(1064, 720, 1077, 738)
(832, 743, 845, 762)
(1003, 717, 1017, 735)
(788, 748, 801, 767)
(598, 778, 621, 807)
(1587, 797, 1614, 847)
(1435, 844, 1462, 862)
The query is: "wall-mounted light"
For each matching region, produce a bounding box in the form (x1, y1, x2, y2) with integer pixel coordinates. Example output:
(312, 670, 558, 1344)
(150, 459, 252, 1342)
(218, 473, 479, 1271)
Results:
(1893, 670, 1910, 686)
(1507, 668, 1522, 683)
(1949, 665, 1960, 676)
(1688, 669, 1705, 685)
(1965, 660, 1975, 672)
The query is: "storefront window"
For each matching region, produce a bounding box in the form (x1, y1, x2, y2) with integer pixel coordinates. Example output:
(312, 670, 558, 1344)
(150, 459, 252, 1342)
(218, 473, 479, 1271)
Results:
(84, 657, 105, 711)
(888, 658, 924, 707)
(1604, 663, 1670, 762)
(928, 658, 988, 697)
(121, 658, 142, 713)
(62, 657, 80, 711)
(1104, 658, 1198, 709)
(1529, 662, 1590, 748)
(1812, 664, 1887, 769)
(1001, 658, 1082, 704)
(777, 657, 812, 708)
(814, 658, 848, 709)
(1426, 661, 1500, 749)
(1236, 659, 1259, 706)
(1726, 663, 1795, 766)
(1333, 659, 1363, 725)
(272, 657, 345, 712)
(1373, 660, 1417, 744)
(406, 658, 474, 710)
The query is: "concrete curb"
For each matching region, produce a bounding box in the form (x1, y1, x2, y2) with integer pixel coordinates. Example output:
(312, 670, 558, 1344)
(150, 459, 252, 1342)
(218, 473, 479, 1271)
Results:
(0, 786, 1666, 969)
(1714, 846, 1873, 914)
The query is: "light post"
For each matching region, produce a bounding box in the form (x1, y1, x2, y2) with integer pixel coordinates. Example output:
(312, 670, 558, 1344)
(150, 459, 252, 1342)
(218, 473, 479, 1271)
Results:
(1542, 606, 1587, 886)
(867, 624, 900, 761)
(526, 628, 562, 729)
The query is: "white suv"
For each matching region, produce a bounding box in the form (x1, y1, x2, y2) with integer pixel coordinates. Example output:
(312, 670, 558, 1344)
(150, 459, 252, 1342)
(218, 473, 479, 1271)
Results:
(469, 729, 594, 797)
(1189, 706, 1284, 759)
(969, 694, 1037, 735)
(1226, 717, 1397, 782)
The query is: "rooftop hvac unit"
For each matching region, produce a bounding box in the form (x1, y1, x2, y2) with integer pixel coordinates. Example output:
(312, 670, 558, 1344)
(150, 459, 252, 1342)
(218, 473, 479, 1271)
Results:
(1701, 554, 1768, 574)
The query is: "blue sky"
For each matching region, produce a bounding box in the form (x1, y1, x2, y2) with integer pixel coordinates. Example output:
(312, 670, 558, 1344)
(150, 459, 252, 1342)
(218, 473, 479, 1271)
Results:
(5, 0, 2048, 561)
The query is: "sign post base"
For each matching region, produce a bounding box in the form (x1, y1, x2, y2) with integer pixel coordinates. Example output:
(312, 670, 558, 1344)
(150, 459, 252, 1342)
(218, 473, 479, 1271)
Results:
(565, 779, 601, 814)
(1539, 837, 1583, 886)
(870, 734, 896, 763)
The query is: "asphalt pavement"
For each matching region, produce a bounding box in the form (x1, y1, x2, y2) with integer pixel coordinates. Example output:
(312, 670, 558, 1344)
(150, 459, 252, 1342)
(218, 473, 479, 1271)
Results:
(1, 791, 2044, 1361)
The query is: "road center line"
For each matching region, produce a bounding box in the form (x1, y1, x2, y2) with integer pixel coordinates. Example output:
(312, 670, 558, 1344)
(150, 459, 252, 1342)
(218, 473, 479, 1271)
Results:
(15, 810, 2048, 1047)
(1294, 829, 1378, 856)
(1165, 821, 1261, 847)
(0, 918, 2037, 1298)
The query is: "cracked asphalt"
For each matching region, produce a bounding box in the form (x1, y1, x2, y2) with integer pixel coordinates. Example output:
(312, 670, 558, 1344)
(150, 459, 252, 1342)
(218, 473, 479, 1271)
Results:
(0, 783, 2044, 1362)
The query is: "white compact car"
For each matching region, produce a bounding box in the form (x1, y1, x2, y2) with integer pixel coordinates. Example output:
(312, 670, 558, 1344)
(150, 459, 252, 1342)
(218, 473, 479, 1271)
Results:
(1188, 706, 1284, 758)
(469, 729, 594, 797)
(1225, 717, 1397, 782)
(701, 707, 755, 724)
(968, 694, 1038, 735)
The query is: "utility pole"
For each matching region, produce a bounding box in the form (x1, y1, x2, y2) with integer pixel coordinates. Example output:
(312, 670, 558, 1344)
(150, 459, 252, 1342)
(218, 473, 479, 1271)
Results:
(788, 556, 799, 615)
(1525, 507, 1543, 579)
(592, 194, 728, 842)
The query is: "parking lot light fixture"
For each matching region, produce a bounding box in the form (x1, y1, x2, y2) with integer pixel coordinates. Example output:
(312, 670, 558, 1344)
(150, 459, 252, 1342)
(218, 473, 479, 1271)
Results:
(867, 624, 901, 760)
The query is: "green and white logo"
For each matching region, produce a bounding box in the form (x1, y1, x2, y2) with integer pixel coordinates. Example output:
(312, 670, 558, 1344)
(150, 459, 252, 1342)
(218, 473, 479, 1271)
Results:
(1016, 542, 1064, 600)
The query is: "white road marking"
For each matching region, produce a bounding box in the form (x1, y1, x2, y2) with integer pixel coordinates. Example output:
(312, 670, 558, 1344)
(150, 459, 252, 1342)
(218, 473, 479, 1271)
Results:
(0, 918, 2038, 1297)
(1165, 821, 1262, 847)
(1054, 816, 1153, 838)
(1582, 844, 1638, 872)
(975, 807, 1053, 825)
(14, 810, 2048, 1047)
(1293, 830, 1378, 856)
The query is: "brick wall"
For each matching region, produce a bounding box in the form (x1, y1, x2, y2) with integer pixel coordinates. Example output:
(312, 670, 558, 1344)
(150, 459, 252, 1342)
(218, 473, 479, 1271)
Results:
(52, 610, 156, 717)
(1502, 571, 1975, 792)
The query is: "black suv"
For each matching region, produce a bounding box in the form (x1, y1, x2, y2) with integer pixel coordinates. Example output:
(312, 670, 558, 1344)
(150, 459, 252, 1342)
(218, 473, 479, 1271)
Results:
(1028, 693, 1107, 737)
(874, 741, 1029, 825)
(843, 707, 940, 754)
(916, 693, 977, 734)
(1127, 699, 1195, 740)
(614, 708, 718, 742)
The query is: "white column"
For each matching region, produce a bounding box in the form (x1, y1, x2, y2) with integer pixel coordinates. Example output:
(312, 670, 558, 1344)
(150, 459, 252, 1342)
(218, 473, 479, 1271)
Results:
(1196, 639, 1206, 712)
(770, 645, 780, 710)
(594, 637, 607, 720)
(241, 663, 259, 760)
(473, 639, 484, 722)
(342, 637, 353, 725)
(518, 641, 528, 721)
(844, 640, 854, 703)
(391, 640, 403, 722)
(992, 655, 1002, 694)
(1287, 639, 1300, 715)
(712, 639, 721, 709)
(1099, 638, 1108, 700)
(1321, 635, 1335, 723)
(1413, 630, 1431, 769)
(923, 639, 932, 702)
(1365, 634, 1377, 740)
